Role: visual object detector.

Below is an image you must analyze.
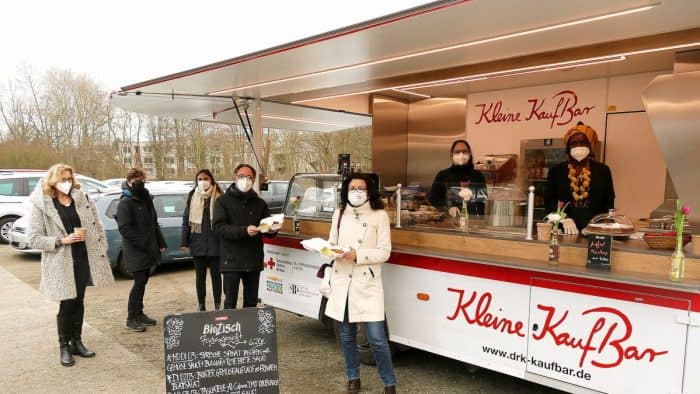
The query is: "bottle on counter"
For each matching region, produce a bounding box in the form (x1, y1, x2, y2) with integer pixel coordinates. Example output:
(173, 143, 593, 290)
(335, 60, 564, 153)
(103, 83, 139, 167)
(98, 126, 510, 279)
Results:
(548, 227, 560, 264)
(293, 210, 301, 234)
(459, 200, 469, 232)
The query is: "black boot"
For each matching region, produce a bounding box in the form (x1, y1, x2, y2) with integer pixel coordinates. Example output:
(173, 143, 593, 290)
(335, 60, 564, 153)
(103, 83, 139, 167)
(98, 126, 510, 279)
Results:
(214, 302, 221, 311)
(70, 305, 95, 358)
(139, 312, 157, 326)
(198, 303, 206, 312)
(57, 316, 74, 367)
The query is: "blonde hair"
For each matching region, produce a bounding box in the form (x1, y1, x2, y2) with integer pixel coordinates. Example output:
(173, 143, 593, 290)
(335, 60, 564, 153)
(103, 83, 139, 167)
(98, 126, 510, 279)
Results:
(43, 163, 81, 197)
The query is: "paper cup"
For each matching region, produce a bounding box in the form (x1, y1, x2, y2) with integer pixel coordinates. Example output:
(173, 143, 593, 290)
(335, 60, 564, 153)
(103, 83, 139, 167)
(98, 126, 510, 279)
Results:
(74, 227, 86, 238)
(536, 222, 553, 241)
(692, 234, 700, 256)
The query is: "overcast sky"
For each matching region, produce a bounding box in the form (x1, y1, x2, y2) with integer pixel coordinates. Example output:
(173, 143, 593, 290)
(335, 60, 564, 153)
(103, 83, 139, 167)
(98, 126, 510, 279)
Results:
(1, 0, 430, 91)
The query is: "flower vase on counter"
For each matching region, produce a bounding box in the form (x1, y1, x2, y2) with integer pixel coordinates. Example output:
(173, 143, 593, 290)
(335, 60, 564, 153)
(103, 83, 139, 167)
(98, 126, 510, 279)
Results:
(545, 201, 569, 265)
(669, 200, 690, 281)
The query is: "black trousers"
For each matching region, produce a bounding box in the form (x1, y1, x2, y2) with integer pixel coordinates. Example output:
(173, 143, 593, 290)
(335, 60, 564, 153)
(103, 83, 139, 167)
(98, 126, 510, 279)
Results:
(127, 268, 150, 320)
(194, 256, 222, 305)
(222, 271, 261, 309)
(57, 262, 89, 322)
(57, 255, 90, 340)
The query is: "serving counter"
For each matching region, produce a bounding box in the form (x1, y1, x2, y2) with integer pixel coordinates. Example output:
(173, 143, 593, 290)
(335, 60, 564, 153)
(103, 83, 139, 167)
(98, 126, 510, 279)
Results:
(261, 210, 700, 393)
(285, 217, 700, 289)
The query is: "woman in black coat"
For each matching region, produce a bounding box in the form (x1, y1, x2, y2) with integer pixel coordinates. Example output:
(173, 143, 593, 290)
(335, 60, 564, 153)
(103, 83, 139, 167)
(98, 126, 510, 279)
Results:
(116, 168, 166, 332)
(545, 122, 615, 233)
(181, 169, 223, 311)
(429, 139, 487, 217)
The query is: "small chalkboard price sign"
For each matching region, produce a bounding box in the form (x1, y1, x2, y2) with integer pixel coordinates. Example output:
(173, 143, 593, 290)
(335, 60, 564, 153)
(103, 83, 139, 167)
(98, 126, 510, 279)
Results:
(586, 234, 613, 270)
(164, 307, 280, 394)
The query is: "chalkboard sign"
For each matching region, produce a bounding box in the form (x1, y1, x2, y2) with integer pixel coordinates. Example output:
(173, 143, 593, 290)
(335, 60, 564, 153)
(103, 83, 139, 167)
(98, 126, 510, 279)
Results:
(164, 307, 280, 394)
(586, 234, 613, 270)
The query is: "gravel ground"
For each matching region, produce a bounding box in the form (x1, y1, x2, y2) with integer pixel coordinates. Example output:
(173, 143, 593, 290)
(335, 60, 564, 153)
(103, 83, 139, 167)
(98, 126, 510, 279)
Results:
(0, 247, 562, 393)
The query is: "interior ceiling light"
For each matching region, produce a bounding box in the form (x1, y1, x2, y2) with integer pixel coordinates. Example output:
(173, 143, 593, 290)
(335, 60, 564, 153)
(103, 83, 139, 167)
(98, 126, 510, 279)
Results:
(391, 88, 431, 98)
(292, 41, 700, 103)
(400, 55, 626, 90)
(210, 4, 657, 95)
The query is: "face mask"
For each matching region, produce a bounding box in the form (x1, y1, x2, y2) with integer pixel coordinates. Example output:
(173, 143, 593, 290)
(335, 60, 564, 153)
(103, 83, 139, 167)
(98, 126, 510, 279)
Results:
(131, 180, 146, 195)
(197, 180, 211, 190)
(236, 177, 253, 193)
(348, 190, 368, 206)
(453, 153, 470, 166)
(56, 181, 72, 195)
(570, 147, 590, 162)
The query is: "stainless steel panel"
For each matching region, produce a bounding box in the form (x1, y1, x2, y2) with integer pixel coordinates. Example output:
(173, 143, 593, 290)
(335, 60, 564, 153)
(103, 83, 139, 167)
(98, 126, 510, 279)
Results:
(673, 49, 700, 73)
(642, 70, 700, 228)
(407, 98, 467, 186)
(371, 95, 408, 186)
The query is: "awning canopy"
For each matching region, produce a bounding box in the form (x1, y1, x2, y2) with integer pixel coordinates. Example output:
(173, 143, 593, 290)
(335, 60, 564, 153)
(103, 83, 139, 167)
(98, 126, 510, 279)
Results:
(110, 0, 700, 122)
(109, 91, 371, 132)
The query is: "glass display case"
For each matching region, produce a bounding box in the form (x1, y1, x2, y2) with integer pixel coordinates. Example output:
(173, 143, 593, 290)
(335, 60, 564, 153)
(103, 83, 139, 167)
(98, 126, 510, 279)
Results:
(283, 173, 342, 220)
(282, 173, 528, 238)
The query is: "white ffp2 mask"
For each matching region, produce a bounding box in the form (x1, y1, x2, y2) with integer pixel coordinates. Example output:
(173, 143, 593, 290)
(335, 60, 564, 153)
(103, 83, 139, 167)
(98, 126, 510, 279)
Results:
(348, 190, 367, 206)
(570, 147, 590, 162)
(197, 180, 211, 190)
(453, 153, 470, 166)
(56, 181, 72, 195)
(236, 178, 252, 192)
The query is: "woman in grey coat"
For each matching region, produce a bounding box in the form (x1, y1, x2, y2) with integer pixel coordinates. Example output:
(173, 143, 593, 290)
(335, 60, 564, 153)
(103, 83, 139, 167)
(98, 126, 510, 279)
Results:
(27, 164, 114, 367)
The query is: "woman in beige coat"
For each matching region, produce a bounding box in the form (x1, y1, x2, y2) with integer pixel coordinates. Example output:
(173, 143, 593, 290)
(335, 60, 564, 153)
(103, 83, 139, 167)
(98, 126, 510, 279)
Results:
(325, 173, 396, 394)
(28, 164, 114, 367)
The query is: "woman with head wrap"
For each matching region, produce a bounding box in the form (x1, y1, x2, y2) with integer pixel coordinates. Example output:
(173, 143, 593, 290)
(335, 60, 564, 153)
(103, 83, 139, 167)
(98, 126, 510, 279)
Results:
(544, 121, 615, 234)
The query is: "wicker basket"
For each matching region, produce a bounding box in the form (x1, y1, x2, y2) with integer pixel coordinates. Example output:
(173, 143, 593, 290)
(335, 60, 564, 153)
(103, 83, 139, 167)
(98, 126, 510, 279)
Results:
(643, 233, 692, 250)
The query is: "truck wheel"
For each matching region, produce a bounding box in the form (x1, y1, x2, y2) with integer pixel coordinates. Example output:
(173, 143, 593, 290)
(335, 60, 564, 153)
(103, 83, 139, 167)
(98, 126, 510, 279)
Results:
(0, 215, 19, 244)
(333, 319, 397, 366)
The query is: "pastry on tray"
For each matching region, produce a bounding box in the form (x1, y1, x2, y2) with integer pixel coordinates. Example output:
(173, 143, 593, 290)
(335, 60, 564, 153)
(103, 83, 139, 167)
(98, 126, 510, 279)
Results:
(585, 222, 635, 235)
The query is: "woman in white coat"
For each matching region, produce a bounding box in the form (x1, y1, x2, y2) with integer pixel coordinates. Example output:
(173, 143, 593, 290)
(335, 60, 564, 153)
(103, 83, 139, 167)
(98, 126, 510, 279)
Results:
(28, 164, 114, 367)
(325, 173, 396, 394)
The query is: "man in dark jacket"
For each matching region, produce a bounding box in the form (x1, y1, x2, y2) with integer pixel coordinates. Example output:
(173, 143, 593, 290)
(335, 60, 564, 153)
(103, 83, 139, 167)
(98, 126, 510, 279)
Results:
(213, 164, 275, 309)
(116, 168, 166, 332)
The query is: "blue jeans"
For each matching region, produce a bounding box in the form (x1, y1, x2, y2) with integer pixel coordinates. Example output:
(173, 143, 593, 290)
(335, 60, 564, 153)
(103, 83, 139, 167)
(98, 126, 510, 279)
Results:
(338, 320, 397, 387)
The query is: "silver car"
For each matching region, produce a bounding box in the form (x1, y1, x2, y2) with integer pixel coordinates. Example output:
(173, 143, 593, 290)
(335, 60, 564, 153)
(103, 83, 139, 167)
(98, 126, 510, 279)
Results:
(8, 215, 40, 255)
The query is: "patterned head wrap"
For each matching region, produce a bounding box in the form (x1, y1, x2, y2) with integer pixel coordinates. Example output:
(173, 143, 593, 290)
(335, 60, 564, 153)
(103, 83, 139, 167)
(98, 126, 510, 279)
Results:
(564, 122, 598, 152)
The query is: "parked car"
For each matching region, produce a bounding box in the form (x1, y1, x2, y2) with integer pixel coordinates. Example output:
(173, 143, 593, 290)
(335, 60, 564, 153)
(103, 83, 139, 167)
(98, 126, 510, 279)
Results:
(95, 186, 192, 276)
(215, 180, 288, 214)
(102, 178, 124, 188)
(0, 170, 108, 243)
(8, 215, 40, 254)
(260, 180, 289, 214)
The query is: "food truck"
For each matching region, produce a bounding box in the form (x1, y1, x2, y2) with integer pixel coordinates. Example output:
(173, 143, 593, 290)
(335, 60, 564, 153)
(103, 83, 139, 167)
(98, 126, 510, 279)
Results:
(111, 1, 700, 392)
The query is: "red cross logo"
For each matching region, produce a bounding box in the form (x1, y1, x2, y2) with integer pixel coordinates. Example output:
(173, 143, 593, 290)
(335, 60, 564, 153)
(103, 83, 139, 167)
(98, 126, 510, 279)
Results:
(266, 257, 276, 270)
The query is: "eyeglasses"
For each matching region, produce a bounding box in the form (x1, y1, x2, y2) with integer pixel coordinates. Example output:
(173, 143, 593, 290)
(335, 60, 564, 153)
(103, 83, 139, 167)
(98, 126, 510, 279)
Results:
(349, 187, 367, 192)
(236, 174, 254, 181)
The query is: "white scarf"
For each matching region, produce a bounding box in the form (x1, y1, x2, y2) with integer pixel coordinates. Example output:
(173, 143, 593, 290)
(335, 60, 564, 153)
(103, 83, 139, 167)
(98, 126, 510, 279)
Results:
(189, 186, 219, 233)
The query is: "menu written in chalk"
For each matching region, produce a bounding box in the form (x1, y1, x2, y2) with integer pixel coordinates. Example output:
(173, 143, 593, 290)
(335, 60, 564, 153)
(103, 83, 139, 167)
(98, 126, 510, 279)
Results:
(586, 234, 613, 270)
(164, 307, 280, 394)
